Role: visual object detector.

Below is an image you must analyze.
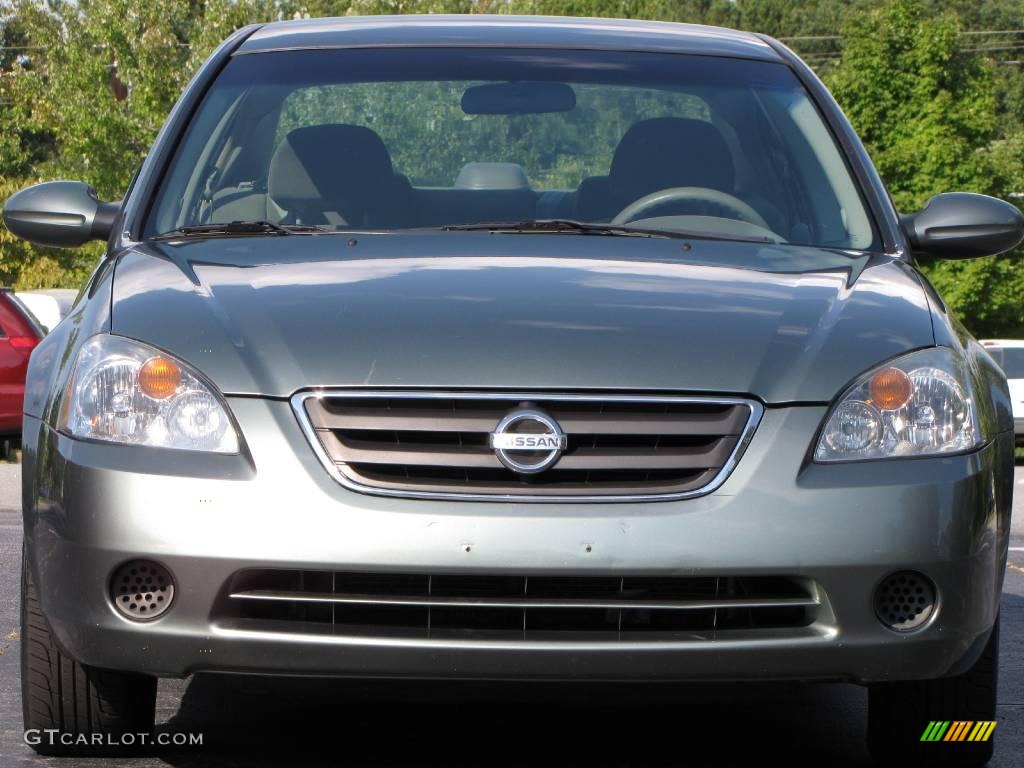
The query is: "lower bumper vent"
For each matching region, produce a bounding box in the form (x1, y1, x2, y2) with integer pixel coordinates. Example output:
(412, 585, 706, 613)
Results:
(218, 570, 821, 642)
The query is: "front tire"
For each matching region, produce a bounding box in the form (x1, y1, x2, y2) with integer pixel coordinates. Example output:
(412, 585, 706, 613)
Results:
(21, 548, 157, 756)
(867, 617, 999, 767)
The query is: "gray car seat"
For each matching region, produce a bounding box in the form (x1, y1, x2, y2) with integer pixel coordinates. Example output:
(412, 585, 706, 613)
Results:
(267, 123, 410, 227)
(572, 117, 777, 227)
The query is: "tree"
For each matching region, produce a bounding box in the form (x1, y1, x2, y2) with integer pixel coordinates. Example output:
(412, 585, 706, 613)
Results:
(8, 0, 196, 199)
(828, 0, 996, 211)
(0, 0, 282, 287)
(0, 3, 94, 288)
(734, 0, 853, 39)
(827, 0, 1024, 338)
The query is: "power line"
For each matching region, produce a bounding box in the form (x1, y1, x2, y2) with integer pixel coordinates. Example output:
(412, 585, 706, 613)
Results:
(781, 29, 1024, 42)
(963, 44, 1024, 53)
(784, 28, 1024, 67)
(802, 42, 1024, 56)
(963, 29, 1024, 36)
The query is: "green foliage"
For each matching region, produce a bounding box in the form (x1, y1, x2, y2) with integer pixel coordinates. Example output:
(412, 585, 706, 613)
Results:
(9, 0, 195, 198)
(927, 255, 1024, 338)
(509, 0, 734, 25)
(827, 0, 997, 211)
(734, 0, 852, 38)
(826, 0, 1024, 338)
(186, 0, 282, 71)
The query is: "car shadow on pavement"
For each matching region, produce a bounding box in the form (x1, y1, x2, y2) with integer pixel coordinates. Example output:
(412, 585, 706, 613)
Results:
(153, 676, 871, 767)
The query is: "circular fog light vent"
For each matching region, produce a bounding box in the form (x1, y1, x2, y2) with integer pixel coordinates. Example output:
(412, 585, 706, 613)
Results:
(110, 560, 174, 621)
(874, 571, 936, 632)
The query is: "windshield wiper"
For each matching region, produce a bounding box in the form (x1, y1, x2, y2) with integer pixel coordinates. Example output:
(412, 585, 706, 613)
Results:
(441, 219, 668, 238)
(438, 219, 773, 244)
(152, 221, 326, 240)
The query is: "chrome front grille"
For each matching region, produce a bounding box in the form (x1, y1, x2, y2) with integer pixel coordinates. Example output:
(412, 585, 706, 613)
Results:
(219, 570, 821, 642)
(293, 392, 762, 501)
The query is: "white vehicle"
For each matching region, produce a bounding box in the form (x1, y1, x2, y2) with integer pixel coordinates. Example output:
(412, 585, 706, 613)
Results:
(14, 288, 78, 333)
(981, 339, 1024, 445)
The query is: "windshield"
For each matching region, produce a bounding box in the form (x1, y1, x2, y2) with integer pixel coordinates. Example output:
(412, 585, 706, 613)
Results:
(147, 48, 877, 250)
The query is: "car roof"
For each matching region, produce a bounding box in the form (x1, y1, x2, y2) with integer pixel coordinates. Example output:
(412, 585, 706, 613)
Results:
(980, 339, 1024, 349)
(238, 15, 781, 62)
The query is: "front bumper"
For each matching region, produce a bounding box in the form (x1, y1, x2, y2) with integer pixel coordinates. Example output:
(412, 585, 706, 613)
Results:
(22, 399, 1013, 684)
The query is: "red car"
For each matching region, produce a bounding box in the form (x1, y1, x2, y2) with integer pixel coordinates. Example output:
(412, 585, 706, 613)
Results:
(0, 288, 43, 436)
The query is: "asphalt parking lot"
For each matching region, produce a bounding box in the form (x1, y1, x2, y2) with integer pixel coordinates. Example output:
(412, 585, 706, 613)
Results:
(0, 463, 1021, 767)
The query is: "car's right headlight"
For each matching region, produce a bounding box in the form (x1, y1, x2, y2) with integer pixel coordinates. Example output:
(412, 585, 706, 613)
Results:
(59, 334, 239, 453)
(814, 346, 982, 462)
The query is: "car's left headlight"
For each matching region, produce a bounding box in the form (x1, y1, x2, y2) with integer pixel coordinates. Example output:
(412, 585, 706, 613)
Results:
(814, 346, 982, 462)
(59, 334, 240, 453)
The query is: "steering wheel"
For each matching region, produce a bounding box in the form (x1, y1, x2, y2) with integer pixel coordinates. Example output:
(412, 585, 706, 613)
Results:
(611, 186, 769, 229)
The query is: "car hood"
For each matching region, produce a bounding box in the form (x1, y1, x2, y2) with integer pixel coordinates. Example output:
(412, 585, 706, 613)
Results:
(111, 234, 934, 403)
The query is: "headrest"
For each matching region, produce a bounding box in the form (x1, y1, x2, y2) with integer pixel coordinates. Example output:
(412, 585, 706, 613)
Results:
(455, 162, 531, 190)
(268, 124, 395, 214)
(609, 117, 735, 204)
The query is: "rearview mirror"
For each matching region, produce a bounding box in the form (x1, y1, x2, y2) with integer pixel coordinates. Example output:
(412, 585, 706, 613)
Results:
(461, 81, 576, 115)
(900, 192, 1024, 260)
(3, 181, 120, 248)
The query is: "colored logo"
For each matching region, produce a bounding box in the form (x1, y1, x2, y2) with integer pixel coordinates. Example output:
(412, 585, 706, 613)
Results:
(920, 721, 996, 742)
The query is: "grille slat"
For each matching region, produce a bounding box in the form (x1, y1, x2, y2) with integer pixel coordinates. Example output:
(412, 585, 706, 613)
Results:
(305, 400, 750, 436)
(220, 570, 821, 642)
(345, 467, 718, 496)
(228, 590, 818, 612)
(295, 392, 762, 501)
(321, 433, 499, 467)
(558, 441, 737, 470)
(322, 432, 738, 471)
(306, 401, 506, 432)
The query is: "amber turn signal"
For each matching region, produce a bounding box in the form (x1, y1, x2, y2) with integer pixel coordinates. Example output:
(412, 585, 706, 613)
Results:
(868, 367, 913, 411)
(139, 356, 181, 399)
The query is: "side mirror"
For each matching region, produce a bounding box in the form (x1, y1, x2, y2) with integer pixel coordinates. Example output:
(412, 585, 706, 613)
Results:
(2, 181, 120, 248)
(900, 192, 1024, 260)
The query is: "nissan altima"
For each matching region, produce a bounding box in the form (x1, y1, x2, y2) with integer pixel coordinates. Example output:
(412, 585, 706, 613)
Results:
(5, 16, 1021, 766)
